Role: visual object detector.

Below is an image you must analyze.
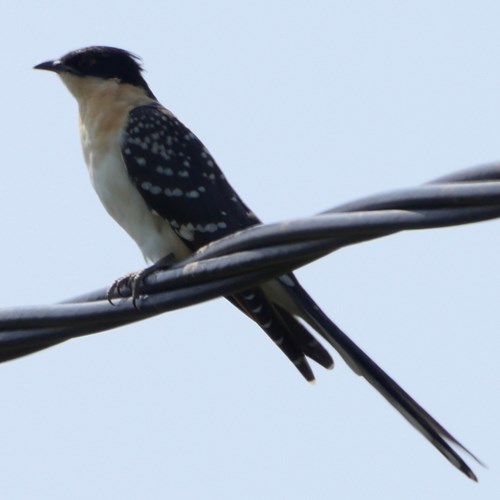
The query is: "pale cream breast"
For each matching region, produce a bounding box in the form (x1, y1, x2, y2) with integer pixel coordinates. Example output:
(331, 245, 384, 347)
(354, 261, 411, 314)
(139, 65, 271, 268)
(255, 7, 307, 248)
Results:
(59, 73, 191, 262)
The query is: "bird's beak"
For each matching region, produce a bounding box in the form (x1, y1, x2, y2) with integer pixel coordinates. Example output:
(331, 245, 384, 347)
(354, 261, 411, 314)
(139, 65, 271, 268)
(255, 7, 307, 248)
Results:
(33, 59, 65, 73)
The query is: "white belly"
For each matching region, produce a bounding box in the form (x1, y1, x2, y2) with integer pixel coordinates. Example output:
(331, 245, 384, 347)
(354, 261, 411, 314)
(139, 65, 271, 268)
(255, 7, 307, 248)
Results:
(84, 142, 190, 263)
(72, 78, 191, 263)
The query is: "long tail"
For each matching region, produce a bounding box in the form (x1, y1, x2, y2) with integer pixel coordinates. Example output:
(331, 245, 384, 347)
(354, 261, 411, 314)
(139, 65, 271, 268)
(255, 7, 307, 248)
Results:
(0, 276, 482, 479)
(277, 276, 481, 480)
(228, 289, 334, 381)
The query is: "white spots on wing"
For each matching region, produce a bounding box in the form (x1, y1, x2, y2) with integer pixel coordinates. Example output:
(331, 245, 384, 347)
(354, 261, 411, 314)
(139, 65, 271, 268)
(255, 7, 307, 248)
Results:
(202, 223, 218, 233)
(126, 108, 239, 232)
(200, 171, 219, 182)
(172, 218, 229, 242)
(178, 223, 195, 241)
(141, 181, 162, 195)
(156, 166, 173, 176)
(126, 136, 149, 150)
(190, 222, 225, 234)
(164, 187, 183, 197)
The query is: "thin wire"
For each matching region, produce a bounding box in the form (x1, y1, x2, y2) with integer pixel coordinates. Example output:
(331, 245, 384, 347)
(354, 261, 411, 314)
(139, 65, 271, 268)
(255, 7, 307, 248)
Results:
(1, 162, 500, 359)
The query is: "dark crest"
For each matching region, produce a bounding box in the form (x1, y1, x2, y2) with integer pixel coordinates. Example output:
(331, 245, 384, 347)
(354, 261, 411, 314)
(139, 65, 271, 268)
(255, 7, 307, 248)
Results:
(60, 46, 155, 98)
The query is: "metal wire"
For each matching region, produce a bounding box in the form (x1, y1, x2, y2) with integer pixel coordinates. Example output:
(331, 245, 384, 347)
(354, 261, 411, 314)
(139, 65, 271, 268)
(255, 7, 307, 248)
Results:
(1, 161, 500, 360)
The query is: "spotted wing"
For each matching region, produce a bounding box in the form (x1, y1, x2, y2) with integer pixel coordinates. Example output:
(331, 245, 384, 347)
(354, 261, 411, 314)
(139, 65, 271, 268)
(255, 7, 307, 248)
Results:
(121, 102, 334, 381)
(121, 103, 260, 251)
(120, 104, 479, 478)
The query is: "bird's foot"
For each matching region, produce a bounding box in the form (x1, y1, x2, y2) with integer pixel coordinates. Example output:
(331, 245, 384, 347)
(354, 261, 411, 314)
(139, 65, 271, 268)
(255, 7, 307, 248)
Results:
(107, 253, 176, 308)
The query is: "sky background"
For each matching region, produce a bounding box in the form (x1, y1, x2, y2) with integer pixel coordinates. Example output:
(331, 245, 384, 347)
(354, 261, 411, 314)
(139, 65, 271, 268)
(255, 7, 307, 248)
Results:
(0, 1, 499, 499)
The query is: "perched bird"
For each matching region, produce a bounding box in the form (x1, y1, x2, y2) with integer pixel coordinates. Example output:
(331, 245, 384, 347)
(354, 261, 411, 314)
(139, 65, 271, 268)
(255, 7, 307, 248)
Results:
(34, 46, 478, 479)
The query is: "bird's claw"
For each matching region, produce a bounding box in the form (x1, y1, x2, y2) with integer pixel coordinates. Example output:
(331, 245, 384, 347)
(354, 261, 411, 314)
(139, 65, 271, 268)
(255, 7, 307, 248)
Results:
(106, 253, 176, 309)
(107, 271, 144, 308)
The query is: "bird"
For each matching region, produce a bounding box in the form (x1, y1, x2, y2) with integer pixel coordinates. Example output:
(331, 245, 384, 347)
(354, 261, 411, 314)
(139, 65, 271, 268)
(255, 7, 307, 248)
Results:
(34, 46, 478, 479)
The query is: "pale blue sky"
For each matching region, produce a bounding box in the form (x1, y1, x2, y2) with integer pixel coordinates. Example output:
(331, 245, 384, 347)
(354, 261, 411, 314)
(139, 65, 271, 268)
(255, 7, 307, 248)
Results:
(0, 1, 499, 499)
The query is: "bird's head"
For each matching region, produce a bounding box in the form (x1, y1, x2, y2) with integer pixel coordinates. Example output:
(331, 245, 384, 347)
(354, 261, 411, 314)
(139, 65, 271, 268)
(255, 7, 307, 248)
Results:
(34, 46, 156, 100)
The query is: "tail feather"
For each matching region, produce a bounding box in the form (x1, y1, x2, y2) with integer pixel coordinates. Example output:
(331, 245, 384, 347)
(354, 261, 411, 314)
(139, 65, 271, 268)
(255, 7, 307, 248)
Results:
(0, 268, 481, 479)
(229, 289, 330, 382)
(274, 305, 334, 370)
(282, 279, 480, 480)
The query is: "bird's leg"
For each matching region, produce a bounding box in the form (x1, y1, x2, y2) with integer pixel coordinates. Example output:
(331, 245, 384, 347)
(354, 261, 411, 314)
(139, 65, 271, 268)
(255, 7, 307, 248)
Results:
(107, 253, 176, 308)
